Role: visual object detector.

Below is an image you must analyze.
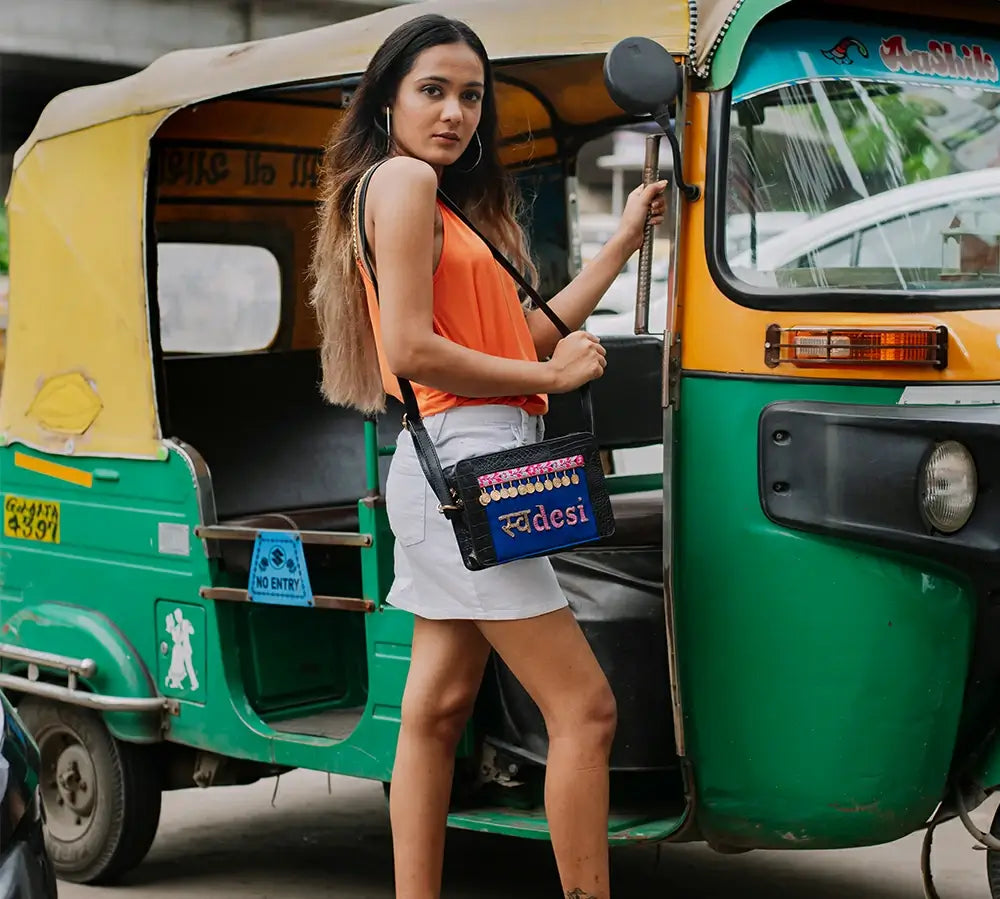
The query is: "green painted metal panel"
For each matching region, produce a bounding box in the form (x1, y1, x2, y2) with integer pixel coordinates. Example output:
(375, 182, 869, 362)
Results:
(360, 498, 397, 610)
(707, 1, 792, 89)
(446, 807, 686, 844)
(235, 603, 366, 713)
(0, 446, 212, 742)
(0, 442, 407, 778)
(607, 472, 662, 495)
(0, 603, 162, 742)
(675, 376, 976, 849)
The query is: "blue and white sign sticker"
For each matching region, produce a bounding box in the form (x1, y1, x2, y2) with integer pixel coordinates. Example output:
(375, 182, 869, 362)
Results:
(248, 531, 313, 607)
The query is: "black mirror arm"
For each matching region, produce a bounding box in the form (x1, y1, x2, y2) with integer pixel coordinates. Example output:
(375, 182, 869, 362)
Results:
(654, 108, 701, 202)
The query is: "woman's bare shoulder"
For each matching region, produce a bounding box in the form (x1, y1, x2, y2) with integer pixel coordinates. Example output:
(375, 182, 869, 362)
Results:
(369, 156, 438, 201)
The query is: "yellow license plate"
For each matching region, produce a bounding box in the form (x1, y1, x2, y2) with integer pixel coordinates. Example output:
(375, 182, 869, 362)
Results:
(3, 495, 60, 544)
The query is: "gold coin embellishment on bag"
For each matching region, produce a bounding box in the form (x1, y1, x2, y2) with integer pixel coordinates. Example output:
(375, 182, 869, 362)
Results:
(499, 487, 510, 499)
(561, 474, 571, 487)
(544, 477, 553, 491)
(491, 488, 502, 502)
(571, 471, 580, 485)
(517, 482, 528, 496)
(479, 492, 491, 506)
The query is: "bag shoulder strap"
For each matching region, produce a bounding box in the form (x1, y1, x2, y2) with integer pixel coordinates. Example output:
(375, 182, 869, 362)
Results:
(353, 160, 460, 515)
(435, 191, 570, 340)
(351, 160, 387, 283)
(434, 190, 595, 431)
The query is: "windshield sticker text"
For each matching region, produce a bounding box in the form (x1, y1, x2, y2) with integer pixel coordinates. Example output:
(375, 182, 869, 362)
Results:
(880, 35, 1000, 84)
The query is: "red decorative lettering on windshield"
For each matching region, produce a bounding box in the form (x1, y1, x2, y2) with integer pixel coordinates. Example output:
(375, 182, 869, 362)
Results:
(880, 35, 999, 83)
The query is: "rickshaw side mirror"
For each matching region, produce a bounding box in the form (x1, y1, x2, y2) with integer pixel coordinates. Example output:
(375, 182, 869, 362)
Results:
(603, 36, 681, 117)
(604, 37, 699, 338)
(603, 37, 700, 203)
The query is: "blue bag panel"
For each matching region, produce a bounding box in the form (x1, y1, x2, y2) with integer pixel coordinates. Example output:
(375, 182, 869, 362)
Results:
(485, 485, 599, 563)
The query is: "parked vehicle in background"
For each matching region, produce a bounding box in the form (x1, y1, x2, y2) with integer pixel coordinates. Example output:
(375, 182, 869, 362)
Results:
(0, 691, 57, 898)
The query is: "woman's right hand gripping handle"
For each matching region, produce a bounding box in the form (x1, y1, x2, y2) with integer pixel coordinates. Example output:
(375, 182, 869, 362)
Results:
(546, 331, 607, 393)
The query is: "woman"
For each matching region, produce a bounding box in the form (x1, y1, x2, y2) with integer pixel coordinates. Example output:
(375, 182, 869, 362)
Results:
(310, 14, 666, 899)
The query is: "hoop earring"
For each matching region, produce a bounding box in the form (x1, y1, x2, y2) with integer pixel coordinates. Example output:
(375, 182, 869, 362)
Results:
(455, 131, 483, 173)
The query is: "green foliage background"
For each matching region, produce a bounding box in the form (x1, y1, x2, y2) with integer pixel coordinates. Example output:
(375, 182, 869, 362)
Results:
(832, 93, 946, 184)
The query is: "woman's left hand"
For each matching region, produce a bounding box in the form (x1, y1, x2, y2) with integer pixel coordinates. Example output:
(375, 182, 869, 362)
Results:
(615, 180, 669, 256)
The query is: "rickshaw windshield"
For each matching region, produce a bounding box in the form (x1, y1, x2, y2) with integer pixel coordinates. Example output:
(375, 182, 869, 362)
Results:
(721, 21, 1000, 297)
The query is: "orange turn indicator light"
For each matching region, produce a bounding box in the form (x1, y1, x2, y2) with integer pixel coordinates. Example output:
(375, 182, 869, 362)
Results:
(764, 325, 948, 369)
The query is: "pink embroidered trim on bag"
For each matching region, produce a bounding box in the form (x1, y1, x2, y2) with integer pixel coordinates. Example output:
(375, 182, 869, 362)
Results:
(477, 455, 584, 488)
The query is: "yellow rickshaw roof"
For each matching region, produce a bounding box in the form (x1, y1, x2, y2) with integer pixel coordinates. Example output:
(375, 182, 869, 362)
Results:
(13, 0, 692, 171)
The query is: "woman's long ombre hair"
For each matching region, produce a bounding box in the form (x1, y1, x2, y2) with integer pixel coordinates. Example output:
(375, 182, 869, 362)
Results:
(309, 14, 536, 414)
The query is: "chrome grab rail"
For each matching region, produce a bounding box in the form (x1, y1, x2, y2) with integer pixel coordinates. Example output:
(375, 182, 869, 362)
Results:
(0, 643, 177, 715)
(0, 674, 176, 714)
(200, 587, 374, 613)
(0, 643, 96, 680)
(194, 525, 372, 548)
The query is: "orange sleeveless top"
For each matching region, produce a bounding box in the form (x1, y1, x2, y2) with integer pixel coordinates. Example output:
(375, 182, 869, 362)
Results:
(358, 201, 548, 419)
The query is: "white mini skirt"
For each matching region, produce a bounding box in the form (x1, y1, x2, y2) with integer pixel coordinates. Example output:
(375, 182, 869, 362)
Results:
(384, 404, 569, 621)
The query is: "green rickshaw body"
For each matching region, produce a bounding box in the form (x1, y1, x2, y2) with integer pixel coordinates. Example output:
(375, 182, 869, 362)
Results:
(677, 379, 976, 849)
(672, 8, 1000, 851)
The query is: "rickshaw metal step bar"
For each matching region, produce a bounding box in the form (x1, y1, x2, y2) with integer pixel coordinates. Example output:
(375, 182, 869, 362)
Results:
(0, 643, 97, 680)
(0, 643, 178, 714)
(0, 674, 178, 715)
(199, 587, 375, 613)
(194, 525, 372, 548)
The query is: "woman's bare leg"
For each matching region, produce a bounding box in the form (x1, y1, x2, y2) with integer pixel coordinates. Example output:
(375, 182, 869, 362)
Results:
(477, 608, 617, 899)
(390, 617, 492, 899)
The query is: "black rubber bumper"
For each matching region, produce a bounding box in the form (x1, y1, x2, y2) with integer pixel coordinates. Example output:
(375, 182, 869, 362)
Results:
(759, 400, 1000, 578)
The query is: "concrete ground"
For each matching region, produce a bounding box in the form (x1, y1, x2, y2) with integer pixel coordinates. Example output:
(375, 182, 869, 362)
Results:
(59, 770, 1000, 898)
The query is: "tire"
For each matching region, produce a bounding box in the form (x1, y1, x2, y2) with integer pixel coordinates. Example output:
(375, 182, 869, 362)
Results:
(40, 847, 58, 899)
(18, 698, 162, 885)
(988, 802, 1000, 897)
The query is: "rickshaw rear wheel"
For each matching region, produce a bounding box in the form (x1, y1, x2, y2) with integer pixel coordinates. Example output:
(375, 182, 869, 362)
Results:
(987, 802, 1000, 897)
(18, 698, 162, 885)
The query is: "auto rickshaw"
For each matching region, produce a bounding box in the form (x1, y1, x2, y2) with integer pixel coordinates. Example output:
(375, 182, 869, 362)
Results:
(4, 0, 1000, 894)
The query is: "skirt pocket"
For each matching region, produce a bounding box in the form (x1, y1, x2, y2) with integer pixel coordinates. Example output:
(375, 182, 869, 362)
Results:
(386, 456, 428, 548)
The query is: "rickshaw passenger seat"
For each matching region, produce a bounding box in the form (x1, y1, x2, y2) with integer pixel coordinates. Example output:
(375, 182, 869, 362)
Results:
(162, 349, 403, 523)
(605, 491, 663, 547)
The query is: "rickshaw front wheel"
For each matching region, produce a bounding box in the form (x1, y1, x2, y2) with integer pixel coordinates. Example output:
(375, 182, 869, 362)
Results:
(18, 698, 162, 885)
(988, 802, 1000, 897)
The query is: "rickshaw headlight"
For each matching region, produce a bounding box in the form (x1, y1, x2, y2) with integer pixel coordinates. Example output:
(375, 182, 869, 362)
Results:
(919, 440, 977, 534)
